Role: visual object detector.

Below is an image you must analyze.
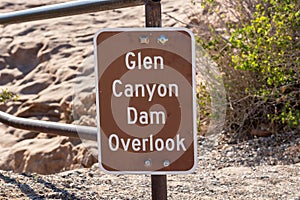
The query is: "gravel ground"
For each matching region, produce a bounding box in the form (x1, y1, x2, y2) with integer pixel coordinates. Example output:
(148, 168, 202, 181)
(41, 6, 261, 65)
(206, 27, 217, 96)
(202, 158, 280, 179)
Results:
(0, 131, 299, 200)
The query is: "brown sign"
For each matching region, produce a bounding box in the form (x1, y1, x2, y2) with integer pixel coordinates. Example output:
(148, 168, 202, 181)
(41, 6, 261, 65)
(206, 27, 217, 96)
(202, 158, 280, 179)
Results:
(94, 28, 197, 174)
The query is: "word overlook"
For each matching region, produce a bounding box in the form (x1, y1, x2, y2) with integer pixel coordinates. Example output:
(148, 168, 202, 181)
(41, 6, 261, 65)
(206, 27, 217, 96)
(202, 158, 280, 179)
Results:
(109, 51, 187, 152)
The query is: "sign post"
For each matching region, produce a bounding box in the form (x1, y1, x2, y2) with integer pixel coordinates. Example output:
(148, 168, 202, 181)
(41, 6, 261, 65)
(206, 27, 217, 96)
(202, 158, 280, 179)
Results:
(145, 2, 167, 199)
(94, 1, 197, 199)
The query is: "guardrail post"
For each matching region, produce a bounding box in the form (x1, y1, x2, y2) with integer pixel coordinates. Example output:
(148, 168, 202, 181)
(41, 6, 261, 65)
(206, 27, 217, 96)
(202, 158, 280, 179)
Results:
(145, 0, 161, 27)
(145, 1, 167, 200)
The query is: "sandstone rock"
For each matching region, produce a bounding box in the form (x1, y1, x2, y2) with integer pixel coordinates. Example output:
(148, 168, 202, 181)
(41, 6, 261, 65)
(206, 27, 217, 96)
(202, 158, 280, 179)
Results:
(0, 57, 7, 70)
(15, 102, 61, 120)
(17, 76, 53, 95)
(73, 144, 98, 168)
(0, 137, 75, 174)
(6, 127, 39, 141)
(5, 41, 49, 75)
(71, 93, 96, 124)
(0, 68, 23, 85)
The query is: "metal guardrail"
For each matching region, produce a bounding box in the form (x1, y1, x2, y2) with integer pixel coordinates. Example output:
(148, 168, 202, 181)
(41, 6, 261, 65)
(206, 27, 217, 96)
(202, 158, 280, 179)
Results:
(0, 0, 145, 25)
(0, 110, 98, 141)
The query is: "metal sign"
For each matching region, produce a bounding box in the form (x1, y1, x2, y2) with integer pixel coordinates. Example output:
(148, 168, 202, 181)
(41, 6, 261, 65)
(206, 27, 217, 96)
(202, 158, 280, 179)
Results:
(94, 28, 197, 174)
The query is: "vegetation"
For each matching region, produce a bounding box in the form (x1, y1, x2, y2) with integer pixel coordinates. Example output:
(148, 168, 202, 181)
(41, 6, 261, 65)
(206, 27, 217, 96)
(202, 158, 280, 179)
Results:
(0, 88, 18, 103)
(194, 0, 299, 139)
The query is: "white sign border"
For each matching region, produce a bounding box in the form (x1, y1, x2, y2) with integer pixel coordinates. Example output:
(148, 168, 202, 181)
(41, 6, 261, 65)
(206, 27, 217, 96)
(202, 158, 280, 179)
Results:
(93, 27, 197, 175)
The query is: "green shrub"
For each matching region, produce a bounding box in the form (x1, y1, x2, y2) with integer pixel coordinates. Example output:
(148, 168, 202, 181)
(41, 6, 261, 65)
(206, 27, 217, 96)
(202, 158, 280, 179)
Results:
(0, 88, 18, 103)
(196, 82, 211, 134)
(195, 0, 299, 138)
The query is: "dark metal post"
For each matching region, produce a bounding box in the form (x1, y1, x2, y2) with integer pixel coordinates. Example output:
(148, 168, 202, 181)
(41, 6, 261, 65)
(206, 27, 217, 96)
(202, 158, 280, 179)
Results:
(151, 175, 167, 200)
(145, 0, 162, 27)
(145, 1, 167, 200)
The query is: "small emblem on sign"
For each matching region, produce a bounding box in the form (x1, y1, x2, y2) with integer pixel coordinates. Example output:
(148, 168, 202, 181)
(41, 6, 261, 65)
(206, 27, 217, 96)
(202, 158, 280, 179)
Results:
(139, 35, 150, 44)
(157, 34, 168, 45)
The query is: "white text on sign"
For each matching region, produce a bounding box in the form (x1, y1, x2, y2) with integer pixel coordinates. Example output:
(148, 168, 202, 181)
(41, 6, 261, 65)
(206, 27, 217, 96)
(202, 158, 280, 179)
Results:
(109, 51, 186, 152)
(108, 134, 187, 152)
